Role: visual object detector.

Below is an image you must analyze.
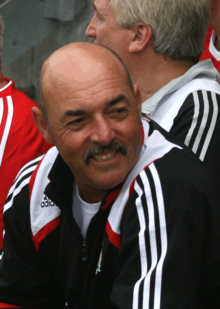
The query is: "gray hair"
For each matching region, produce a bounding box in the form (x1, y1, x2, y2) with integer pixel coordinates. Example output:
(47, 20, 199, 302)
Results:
(0, 16, 4, 64)
(110, 0, 210, 63)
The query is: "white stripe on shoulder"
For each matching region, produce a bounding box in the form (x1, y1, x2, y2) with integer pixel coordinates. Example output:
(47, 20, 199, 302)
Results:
(4, 175, 32, 213)
(0, 96, 14, 167)
(132, 164, 168, 309)
(14, 154, 44, 183)
(3, 147, 57, 214)
(6, 164, 39, 201)
(184, 91, 200, 147)
(3, 154, 45, 213)
(192, 90, 209, 154)
(149, 164, 168, 309)
(132, 179, 148, 309)
(200, 92, 218, 161)
(0, 97, 4, 125)
(30, 147, 61, 236)
(141, 168, 159, 309)
(108, 120, 181, 236)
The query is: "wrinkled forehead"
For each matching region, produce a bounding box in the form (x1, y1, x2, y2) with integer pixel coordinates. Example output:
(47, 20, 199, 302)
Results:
(42, 59, 130, 110)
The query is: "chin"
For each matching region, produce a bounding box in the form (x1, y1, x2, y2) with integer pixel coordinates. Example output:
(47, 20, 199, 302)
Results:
(95, 172, 129, 191)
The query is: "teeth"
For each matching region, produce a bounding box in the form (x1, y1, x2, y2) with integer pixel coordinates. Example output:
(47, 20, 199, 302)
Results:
(92, 151, 116, 162)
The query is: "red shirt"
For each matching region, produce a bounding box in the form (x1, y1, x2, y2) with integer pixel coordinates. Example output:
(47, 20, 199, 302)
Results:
(200, 26, 220, 74)
(0, 78, 51, 248)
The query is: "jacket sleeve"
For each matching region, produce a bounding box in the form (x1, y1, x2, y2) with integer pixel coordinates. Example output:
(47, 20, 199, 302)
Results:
(110, 160, 220, 309)
(170, 90, 220, 184)
(0, 162, 65, 309)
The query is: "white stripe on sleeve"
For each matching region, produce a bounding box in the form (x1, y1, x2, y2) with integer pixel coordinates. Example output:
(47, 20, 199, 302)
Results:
(0, 96, 14, 167)
(199, 92, 218, 161)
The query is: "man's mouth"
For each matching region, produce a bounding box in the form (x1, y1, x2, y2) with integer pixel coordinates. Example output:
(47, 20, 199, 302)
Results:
(84, 143, 126, 165)
(91, 150, 117, 162)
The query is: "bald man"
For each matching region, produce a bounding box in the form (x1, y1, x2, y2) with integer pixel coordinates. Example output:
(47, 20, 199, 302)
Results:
(0, 43, 220, 309)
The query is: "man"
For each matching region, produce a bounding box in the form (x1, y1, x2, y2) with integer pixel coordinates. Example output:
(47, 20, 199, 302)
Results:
(200, 0, 220, 73)
(0, 42, 220, 309)
(0, 16, 51, 249)
(86, 0, 220, 185)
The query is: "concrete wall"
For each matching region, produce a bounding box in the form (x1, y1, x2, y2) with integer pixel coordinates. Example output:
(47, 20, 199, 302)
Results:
(1, 0, 93, 100)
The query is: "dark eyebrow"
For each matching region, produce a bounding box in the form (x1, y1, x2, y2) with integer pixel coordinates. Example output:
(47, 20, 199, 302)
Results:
(64, 110, 86, 118)
(107, 95, 127, 107)
(62, 95, 127, 120)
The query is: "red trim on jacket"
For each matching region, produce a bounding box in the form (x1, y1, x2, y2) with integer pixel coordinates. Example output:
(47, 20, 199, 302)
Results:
(105, 220, 121, 249)
(32, 216, 61, 251)
(0, 302, 31, 308)
(28, 157, 45, 204)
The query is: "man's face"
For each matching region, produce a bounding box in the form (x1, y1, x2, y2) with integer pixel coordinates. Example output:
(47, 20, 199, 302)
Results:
(86, 0, 131, 60)
(44, 64, 142, 202)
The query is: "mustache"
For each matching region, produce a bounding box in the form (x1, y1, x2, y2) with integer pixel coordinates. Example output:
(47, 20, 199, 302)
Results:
(83, 142, 127, 165)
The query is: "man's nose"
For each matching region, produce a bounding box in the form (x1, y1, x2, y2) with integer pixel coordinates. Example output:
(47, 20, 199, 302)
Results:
(85, 16, 96, 38)
(90, 118, 115, 146)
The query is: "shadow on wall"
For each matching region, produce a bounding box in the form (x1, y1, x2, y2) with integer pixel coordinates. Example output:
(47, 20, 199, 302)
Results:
(2, 0, 93, 101)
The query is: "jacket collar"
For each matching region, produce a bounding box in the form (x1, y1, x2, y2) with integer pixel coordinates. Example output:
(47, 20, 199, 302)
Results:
(142, 59, 220, 116)
(45, 153, 123, 214)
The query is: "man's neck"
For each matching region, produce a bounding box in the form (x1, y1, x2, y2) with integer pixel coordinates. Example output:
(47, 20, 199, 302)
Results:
(77, 184, 107, 204)
(0, 72, 8, 89)
(129, 53, 194, 102)
(214, 31, 220, 51)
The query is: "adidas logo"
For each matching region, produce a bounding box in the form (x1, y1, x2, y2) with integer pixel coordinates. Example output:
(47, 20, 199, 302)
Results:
(41, 195, 55, 208)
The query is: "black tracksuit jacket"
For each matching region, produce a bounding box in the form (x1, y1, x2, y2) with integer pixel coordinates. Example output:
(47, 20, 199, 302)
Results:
(1, 120, 220, 309)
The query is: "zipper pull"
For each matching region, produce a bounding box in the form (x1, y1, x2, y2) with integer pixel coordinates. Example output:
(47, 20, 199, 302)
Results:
(82, 240, 88, 261)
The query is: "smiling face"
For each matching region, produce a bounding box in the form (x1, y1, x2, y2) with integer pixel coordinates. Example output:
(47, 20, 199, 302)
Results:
(35, 45, 142, 203)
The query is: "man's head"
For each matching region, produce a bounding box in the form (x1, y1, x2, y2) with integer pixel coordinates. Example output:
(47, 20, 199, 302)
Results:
(0, 16, 4, 70)
(33, 42, 142, 203)
(86, 0, 210, 63)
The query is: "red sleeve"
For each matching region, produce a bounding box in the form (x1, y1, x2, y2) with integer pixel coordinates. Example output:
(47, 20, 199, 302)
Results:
(0, 84, 52, 248)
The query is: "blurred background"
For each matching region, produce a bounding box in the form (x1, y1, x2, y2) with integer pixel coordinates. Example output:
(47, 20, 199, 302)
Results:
(0, 0, 93, 101)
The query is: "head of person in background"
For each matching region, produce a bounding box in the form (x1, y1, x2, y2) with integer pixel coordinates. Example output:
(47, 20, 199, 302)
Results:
(86, 0, 220, 188)
(86, 0, 210, 102)
(32, 43, 143, 203)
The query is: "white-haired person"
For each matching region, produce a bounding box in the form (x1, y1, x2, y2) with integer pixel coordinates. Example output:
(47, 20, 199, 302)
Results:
(86, 0, 220, 185)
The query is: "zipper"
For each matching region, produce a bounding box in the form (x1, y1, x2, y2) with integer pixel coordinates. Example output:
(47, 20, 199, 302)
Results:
(81, 240, 88, 261)
(61, 209, 89, 262)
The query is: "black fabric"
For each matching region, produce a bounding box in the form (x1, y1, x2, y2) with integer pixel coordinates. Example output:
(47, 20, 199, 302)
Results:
(1, 121, 220, 308)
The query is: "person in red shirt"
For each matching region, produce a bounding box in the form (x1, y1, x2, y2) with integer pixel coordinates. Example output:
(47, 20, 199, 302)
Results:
(200, 1, 220, 73)
(0, 16, 51, 248)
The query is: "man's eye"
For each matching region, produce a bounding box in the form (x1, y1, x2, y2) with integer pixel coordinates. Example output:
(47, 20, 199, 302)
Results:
(96, 13, 104, 21)
(115, 108, 126, 114)
(111, 108, 127, 118)
(69, 118, 84, 126)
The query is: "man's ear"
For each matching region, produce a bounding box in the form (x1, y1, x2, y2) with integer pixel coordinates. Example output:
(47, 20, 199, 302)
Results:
(133, 84, 142, 117)
(32, 106, 54, 145)
(129, 22, 153, 53)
